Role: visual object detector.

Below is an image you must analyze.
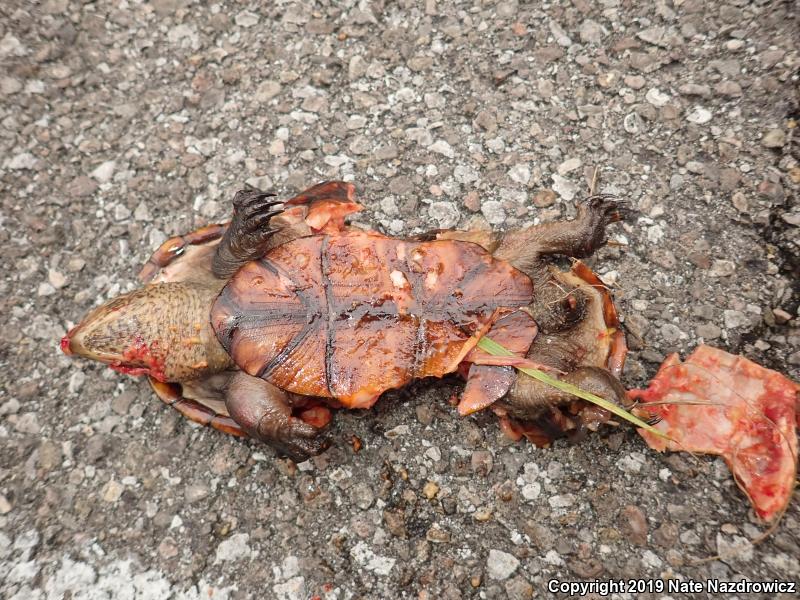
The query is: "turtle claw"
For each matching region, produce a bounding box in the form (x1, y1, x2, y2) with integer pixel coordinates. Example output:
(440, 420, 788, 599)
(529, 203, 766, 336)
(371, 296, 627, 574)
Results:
(232, 187, 277, 209)
(645, 414, 663, 427)
(273, 418, 330, 462)
(568, 194, 633, 257)
(212, 187, 289, 278)
(234, 188, 284, 228)
(582, 194, 634, 225)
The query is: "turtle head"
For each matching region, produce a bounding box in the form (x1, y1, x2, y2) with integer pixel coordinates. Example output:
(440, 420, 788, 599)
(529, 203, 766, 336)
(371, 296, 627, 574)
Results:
(61, 283, 231, 382)
(61, 287, 171, 380)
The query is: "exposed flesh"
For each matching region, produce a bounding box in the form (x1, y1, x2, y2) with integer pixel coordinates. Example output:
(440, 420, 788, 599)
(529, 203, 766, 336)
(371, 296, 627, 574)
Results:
(629, 345, 799, 521)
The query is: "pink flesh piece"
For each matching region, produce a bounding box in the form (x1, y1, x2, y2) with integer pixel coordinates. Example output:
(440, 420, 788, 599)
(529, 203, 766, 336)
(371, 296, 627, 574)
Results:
(629, 344, 799, 522)
(305, 199, 364, 232)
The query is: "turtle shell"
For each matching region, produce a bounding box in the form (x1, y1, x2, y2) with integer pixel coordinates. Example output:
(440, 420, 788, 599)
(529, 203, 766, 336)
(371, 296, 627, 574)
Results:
(211, 230, 534, 408)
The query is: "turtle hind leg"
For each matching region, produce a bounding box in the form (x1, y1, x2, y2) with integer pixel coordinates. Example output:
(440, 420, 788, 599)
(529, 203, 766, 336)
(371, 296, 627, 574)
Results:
(493, 194, 631, 282)
(225, 372, 330, 462)
(212, 187, 285, 279)
(500, 365, 629, 443)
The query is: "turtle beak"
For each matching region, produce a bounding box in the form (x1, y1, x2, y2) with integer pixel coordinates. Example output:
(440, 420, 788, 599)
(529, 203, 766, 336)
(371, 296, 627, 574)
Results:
(61, 321, 105, 362)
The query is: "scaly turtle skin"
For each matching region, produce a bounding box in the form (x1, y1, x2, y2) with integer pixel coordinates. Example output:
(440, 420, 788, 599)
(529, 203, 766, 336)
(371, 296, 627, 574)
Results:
(62, 181, 630, 460)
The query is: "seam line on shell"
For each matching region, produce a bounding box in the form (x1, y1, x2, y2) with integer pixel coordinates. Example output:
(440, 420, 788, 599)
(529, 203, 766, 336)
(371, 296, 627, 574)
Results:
(254, 258, 317, 381)
(321, 235, 335, 397)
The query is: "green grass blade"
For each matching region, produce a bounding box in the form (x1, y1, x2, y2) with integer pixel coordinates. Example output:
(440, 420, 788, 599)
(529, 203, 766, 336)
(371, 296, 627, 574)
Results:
(476, 336, 672, 441)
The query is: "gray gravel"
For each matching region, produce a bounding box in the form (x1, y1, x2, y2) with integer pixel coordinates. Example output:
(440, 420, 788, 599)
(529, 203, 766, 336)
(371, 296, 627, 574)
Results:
(1, 1, 799, 598)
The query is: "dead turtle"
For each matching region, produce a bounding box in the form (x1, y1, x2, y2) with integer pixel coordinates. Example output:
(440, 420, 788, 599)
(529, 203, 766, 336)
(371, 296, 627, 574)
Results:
(62, 181, 629, 460)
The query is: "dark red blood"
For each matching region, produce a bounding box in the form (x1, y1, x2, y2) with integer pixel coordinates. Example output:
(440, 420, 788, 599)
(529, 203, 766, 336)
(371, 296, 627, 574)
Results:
(109, 364, 154, 377)
(456, 362, 471, 380)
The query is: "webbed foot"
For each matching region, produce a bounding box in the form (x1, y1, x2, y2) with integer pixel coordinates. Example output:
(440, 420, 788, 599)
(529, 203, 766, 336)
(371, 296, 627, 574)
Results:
(270, 417, 331, 462)
(225, 372, 330, 462)
(500, 365, 629, 445)
(494, 194, 633, 282)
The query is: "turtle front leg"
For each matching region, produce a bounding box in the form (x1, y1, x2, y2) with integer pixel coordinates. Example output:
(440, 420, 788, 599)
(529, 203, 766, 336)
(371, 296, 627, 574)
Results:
(212, 187, 285, 279)
(225, 372, 330, 461)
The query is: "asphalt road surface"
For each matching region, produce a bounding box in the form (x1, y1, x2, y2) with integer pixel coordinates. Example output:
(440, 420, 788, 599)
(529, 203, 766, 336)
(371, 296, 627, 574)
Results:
(1, 1, 798, 598)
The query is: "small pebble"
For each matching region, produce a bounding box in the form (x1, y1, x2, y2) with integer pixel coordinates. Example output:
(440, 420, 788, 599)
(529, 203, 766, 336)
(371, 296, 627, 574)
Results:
(90, 160, 116, 183)
(235, 11, 259, 27)
(624, 112, 644, 134)
(686, 106, 712, 124)
(48, 269, 67, 289)
(426, 524, 451, 543)
(761, 129, 785, 148)
(215, 533, 251, 563)
(716, 534, 754, 562)
(679, 83, 711, 97)
(423, 481, 440, 499)
(551, 174, 577, 201)
(38, 282, 56, 296)
(487, 549, 519, 580)
(68, 371, 86, 393)
(772, 308, 791, 324)
(645, 88, 670, 107)
(731, 192, 748, 212)
(696, 323, 721, 340)
(509, 164, 531, 185)
(621, 505, 648, 546)
(15, 413, 41, 434)
(723, 309, 750, 329)
(103, 479, 124, 503)
(184, 484, 209, 503)
(579, 19, 605, 44)
(471, 451, 493, 476)
(624, 75, 646, 90)
(556, 157, 582, 176)
(481, 200, 506, 225)
(158, 536, 179, 560)
(0, 399, 20, 416)
(709, 260, 735, 277)
(532, 189, 556, 208)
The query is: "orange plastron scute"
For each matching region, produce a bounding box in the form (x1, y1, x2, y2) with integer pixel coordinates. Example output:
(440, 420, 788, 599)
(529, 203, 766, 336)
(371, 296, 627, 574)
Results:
(211, 231, 534, 408)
